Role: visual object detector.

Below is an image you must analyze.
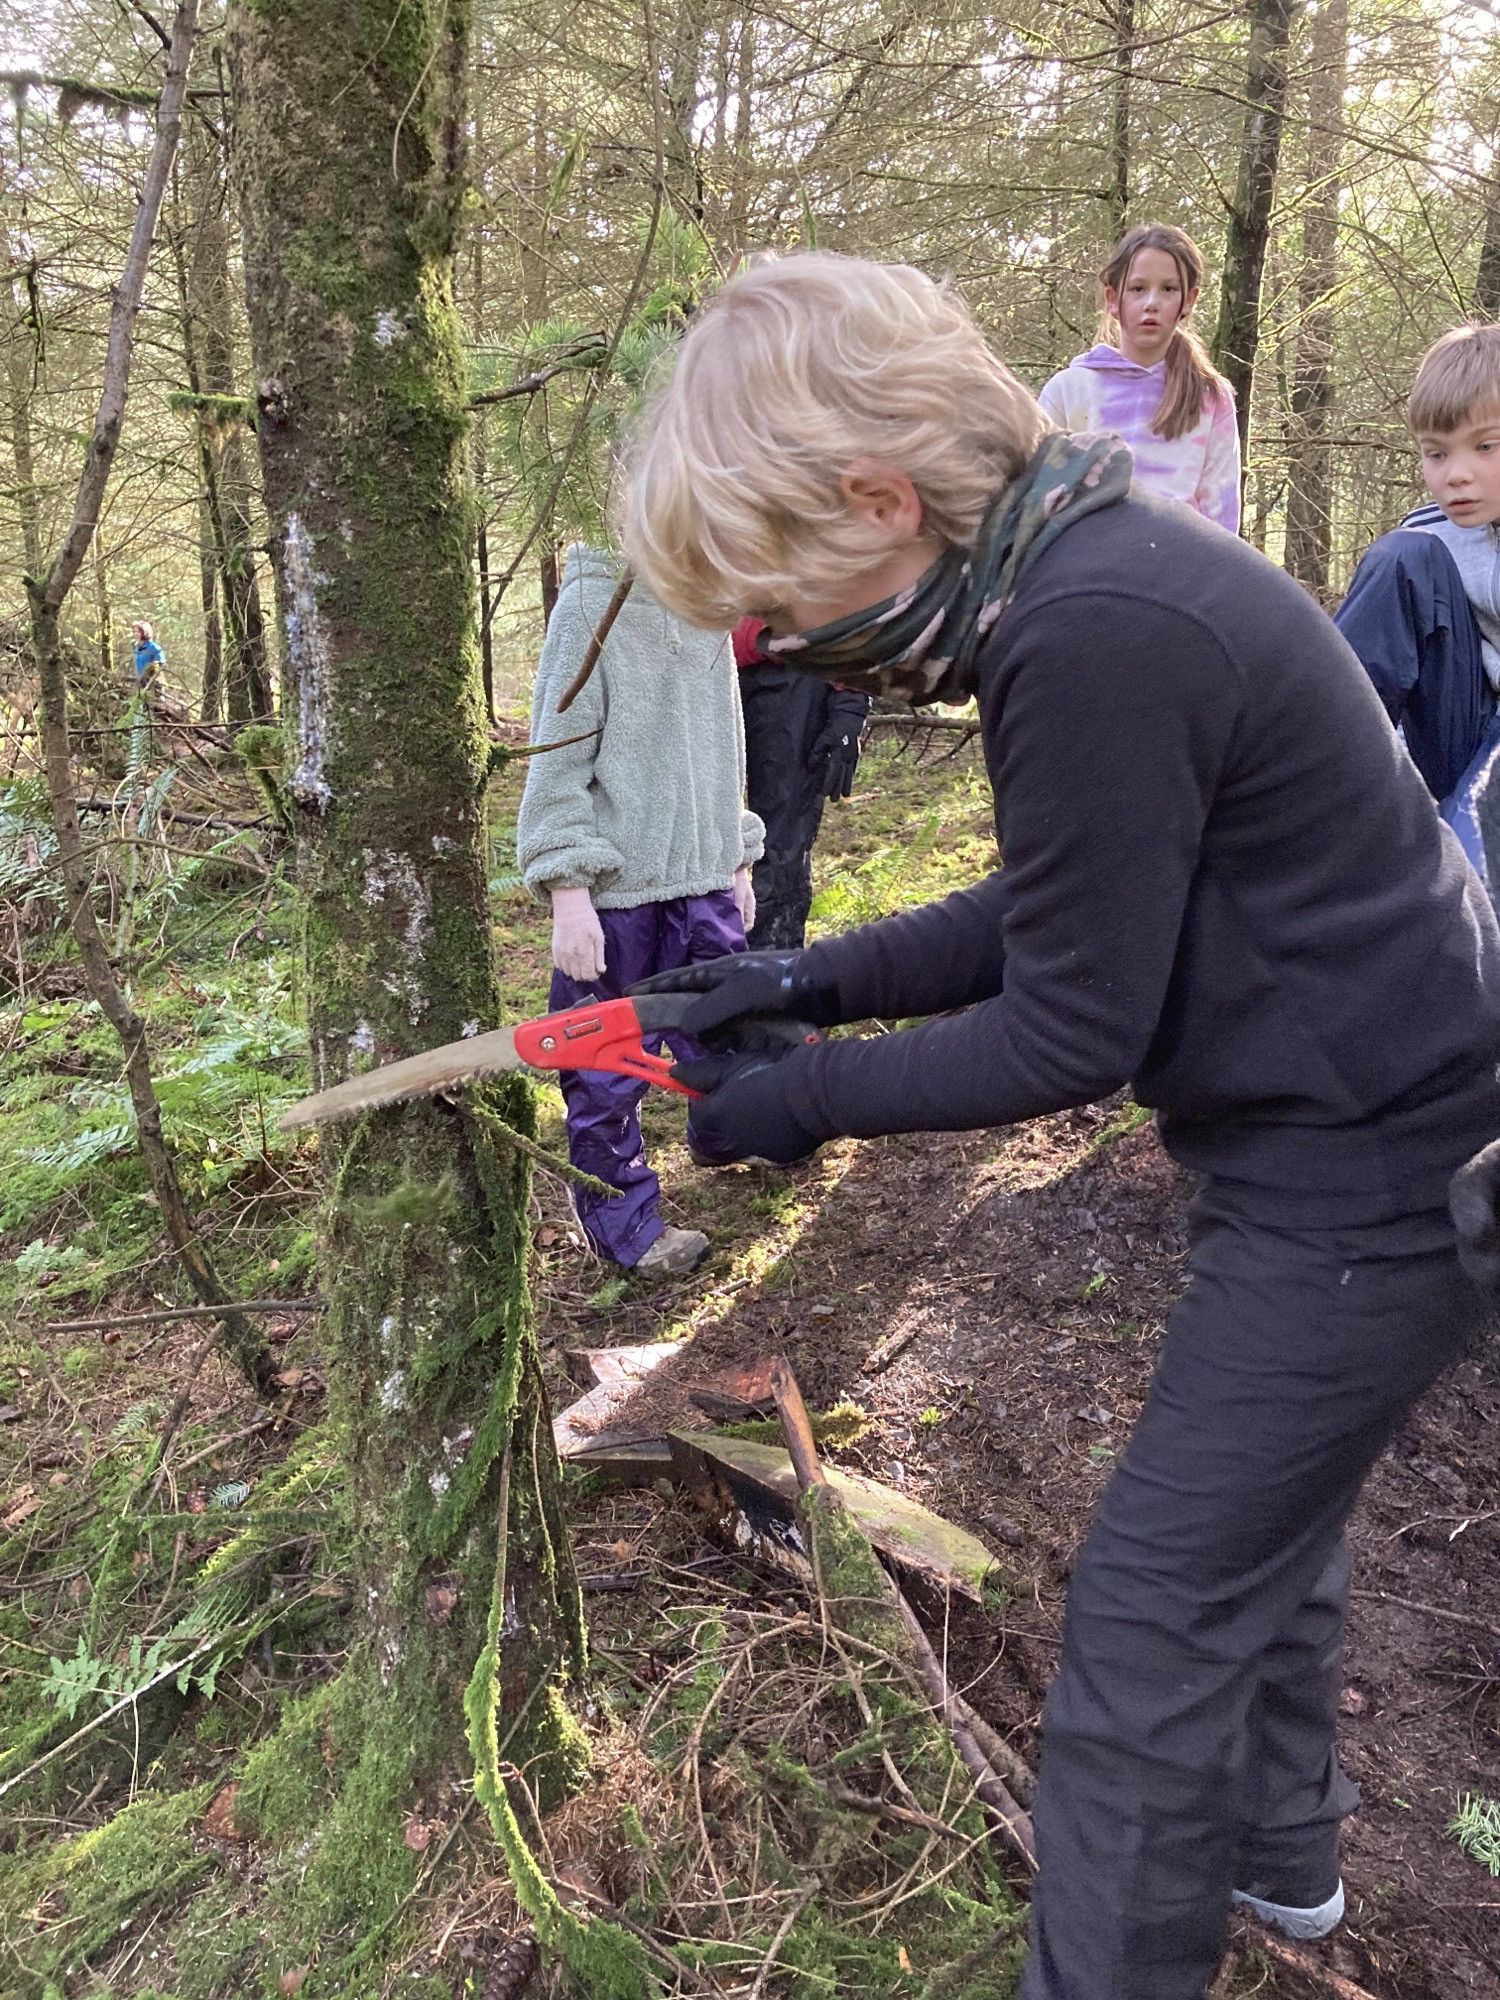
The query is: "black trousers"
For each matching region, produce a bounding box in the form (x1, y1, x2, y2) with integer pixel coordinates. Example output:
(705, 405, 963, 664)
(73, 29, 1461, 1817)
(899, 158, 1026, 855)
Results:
(1020, 1189, 1487, 2000)
(742, 666, 833, 952)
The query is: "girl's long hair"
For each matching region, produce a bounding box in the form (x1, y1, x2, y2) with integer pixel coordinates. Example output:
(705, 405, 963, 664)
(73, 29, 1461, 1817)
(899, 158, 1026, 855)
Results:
(1098, 224, 1234, 443)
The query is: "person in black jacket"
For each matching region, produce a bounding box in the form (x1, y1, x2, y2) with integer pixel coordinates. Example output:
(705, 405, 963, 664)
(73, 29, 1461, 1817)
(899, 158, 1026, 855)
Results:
(621, 252, 1500, 2000)
(733, 614, 871, 948)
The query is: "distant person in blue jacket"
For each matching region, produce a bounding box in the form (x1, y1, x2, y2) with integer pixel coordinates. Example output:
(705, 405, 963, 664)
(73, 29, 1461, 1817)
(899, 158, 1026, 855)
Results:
(131, 621, 165, 689)
(1336, 324, 1500, 902)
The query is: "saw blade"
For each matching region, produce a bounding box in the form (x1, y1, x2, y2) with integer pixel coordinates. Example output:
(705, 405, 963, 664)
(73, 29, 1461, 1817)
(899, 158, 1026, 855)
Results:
(280, 1027, 524, 1131)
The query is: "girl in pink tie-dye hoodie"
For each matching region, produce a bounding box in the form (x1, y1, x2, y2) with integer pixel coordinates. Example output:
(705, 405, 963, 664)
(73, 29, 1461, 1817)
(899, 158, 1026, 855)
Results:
(1039, 223, 1241, 534)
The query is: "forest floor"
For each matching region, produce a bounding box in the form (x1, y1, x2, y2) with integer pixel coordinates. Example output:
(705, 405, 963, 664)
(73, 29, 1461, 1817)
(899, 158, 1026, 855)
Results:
(2, 725, 1498, 1997)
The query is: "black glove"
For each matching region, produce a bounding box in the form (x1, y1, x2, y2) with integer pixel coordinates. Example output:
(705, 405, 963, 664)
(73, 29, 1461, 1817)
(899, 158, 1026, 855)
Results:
(810, 719, 861, 800)
(630, 949, 841, 1040)
(1450, 1138, 1500, 1291)
(675, 1049, 822, 1166)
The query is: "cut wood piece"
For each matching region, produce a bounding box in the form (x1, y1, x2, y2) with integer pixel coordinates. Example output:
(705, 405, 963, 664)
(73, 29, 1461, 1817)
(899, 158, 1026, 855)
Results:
(686, 1356, 778, 1421)
(562, 1340, 687, 1390)
(555, 1346, 782, 1479)
(668, 1430, 998, 1602)
(553, 1341, 686, 1475)
(556, 1437, 675, 1480)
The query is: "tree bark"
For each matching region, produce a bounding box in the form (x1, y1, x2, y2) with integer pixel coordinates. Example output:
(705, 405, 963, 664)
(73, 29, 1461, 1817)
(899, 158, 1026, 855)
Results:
(22, 0, 276, 1401)
(1476, 91, 1500, 319)
(1284, 0, 1346, 596)
(1109, 0, 1134, 234)
(1213, 0, 1302, 464)
(228, 0, 587, 1929)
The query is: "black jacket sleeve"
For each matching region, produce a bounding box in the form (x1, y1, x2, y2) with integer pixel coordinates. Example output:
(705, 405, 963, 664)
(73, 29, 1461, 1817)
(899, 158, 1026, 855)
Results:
(779, 593, 1241, 1140)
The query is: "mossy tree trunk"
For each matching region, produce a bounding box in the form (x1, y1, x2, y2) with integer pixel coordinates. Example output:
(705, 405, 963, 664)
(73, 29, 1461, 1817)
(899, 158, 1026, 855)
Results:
(227, 0, 587, 1929)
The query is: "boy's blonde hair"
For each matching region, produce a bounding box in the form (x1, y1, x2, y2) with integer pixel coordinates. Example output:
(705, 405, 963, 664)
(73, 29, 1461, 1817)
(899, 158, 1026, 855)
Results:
(1409, 323, 1500, 435)
(620, 252, 1047, 629)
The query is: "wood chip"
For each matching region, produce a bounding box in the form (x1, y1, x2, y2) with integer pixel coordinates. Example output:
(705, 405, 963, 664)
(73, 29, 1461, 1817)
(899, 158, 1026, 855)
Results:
(861, 1325, 918, 1374)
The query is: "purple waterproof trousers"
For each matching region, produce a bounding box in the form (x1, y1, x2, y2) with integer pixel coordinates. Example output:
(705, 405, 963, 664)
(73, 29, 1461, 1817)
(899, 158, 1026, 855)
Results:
(547, 891, 746, 1265)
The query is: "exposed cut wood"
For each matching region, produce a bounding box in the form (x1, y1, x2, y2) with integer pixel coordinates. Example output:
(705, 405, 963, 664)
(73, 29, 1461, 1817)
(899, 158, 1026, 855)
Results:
(667, 1429, 998, 1602)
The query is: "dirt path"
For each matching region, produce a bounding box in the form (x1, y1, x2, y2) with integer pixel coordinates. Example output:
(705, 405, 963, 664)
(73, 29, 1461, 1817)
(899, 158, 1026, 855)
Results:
(537, 1102, 1500, 1997)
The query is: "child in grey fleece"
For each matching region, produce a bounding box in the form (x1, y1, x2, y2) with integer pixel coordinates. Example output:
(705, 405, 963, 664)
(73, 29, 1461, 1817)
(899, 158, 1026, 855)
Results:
(517, 545, 764, 1274)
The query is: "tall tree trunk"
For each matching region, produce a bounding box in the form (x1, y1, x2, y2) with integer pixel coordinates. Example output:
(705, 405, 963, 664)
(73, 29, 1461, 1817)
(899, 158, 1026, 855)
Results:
(228, 0, 588, 1933)
(91, 529, 113, 685)
(180, 117, 273, 722)
(4, 232, 44, 578)
(1213, 0, 1301, 463)
(1475, 90, 1500, 318)
(1284, 0, 1346, 596)
(1477, 195, 1500, 320)
(198, 490, 223, 722)
(1109, 0, 1134, 234)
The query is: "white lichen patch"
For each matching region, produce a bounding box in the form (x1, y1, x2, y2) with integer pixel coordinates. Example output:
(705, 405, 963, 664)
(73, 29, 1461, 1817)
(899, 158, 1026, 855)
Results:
(501, 1585, 521, 1638)
(351, 1019, 376, 1055)
(460, 1020, 480, 1038)
(361, 847, 433, 1025)
(374, 308, 407, 348)
(379, 1628, 404, 1686)
(428, 1468, 451, 1499)
(431, 833, 456, 855)
(442, 1425, 475, 1462)
(379, 1370, 407, 1413)
(282, 512, 333, 810)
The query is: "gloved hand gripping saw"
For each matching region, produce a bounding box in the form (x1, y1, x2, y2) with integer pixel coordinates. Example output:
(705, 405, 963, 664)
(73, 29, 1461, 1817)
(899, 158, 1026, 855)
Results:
(279, 993, 821, 1131)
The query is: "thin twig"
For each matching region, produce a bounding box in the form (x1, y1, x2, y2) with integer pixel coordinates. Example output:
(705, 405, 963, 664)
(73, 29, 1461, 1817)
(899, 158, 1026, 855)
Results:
(554, 571, 634, 714)
(746, 1880, 819, 2000)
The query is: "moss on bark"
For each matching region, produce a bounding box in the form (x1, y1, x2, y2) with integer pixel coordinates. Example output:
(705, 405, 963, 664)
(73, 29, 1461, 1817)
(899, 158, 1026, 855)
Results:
(227, 0, 586, 1960)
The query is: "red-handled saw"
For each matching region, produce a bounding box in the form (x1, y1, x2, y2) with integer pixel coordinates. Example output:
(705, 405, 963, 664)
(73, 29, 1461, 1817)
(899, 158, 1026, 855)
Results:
(279, 993, 818, 1131)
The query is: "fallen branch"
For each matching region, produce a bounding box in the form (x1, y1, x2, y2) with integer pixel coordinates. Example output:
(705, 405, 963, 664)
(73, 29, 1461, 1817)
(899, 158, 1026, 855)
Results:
(1252, 1931, 1381, 2000)
(1350, 1586, 1499, 1636)
(894, 1597, 1036, 1807)
(72, 795, 269, 833)
(46, 1297, 323, 1335)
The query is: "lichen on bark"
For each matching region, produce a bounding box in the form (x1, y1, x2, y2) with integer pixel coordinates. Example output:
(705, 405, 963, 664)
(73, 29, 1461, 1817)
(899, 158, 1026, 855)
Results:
(227, 0, 586, 1950)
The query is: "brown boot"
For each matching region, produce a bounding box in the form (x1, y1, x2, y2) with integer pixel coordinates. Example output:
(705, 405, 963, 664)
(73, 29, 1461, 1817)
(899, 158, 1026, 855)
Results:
(634, 1226, 709, 1276)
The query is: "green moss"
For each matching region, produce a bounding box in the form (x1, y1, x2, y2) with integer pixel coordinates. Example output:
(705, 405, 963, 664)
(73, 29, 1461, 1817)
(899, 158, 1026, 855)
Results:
(0, 1785, 214, 1995)
(716, 1402, 870, 1452)
(237, 1683, 339, 1842)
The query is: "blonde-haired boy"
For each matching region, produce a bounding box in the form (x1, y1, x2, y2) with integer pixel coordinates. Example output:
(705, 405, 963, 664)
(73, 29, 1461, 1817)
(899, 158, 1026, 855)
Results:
(626, 254, 1500, 1998)
(1337, 322, 1500, 896)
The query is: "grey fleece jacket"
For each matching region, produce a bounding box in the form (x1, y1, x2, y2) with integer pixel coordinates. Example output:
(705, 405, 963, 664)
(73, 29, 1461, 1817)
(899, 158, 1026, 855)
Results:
(1403, 501, 1500, 690)
(517, 547, 765, 909)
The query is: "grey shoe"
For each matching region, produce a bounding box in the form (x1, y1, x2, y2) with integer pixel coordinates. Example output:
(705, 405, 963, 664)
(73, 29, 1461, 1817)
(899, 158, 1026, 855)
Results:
(1231, 1880, 1345, 1940)
(634, 1226, 709, 1276)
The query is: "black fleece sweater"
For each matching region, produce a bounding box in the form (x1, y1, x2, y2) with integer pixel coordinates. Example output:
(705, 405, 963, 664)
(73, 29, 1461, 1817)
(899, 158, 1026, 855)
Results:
(780, 492, 1500, 1223)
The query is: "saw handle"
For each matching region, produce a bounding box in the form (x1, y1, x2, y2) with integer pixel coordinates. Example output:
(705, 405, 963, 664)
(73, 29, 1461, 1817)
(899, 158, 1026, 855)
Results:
(512, 994, 820, 1098)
